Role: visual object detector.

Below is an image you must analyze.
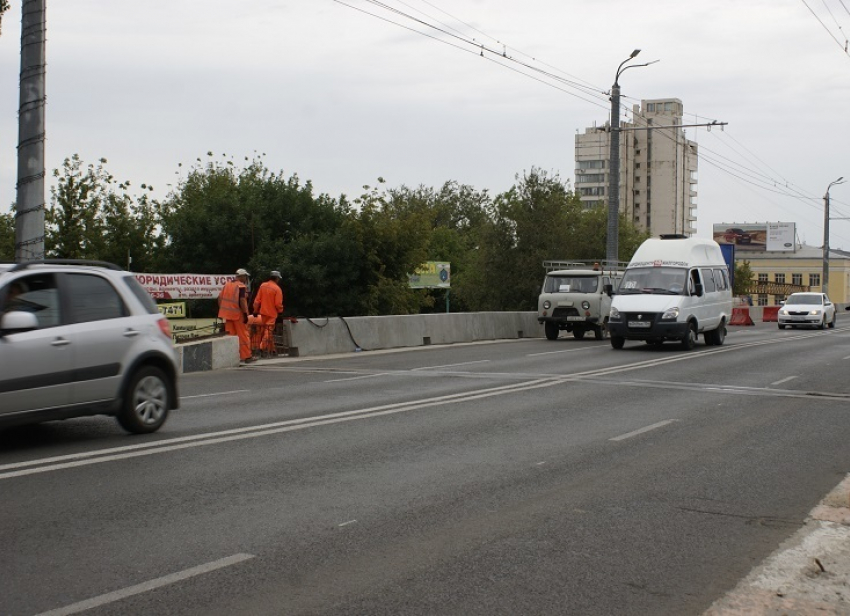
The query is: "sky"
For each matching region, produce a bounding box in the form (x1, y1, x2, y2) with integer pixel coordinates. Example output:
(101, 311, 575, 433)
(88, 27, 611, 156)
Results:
(1, 0, 849, 249)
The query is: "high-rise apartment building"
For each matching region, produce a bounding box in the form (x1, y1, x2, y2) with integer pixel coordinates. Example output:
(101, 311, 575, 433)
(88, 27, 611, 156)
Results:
(575, 98, 698, 237)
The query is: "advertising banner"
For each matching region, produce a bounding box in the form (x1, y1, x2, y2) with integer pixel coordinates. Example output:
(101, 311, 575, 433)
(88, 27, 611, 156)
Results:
(134, 273, 235, 300)
(712, 222, 796, 253)
(409, 262, 451, 288)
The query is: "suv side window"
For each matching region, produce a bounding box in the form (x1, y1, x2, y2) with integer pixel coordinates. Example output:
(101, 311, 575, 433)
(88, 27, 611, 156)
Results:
(2, 273, 62, 328)
(66, 273, 128, 323)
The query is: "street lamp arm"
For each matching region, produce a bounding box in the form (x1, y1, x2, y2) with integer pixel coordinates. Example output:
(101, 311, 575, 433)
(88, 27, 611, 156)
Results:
(615, 59, 660, 85)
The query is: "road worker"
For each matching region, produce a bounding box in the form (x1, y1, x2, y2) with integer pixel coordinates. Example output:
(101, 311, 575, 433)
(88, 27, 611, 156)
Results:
(218, 268, 253, 364)
(252, 270, 284, 356)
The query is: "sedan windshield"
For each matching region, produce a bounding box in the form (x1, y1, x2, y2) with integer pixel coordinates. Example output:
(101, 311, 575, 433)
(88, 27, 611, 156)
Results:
(786, 294, 822, 305)
(619, 267, 687, 295)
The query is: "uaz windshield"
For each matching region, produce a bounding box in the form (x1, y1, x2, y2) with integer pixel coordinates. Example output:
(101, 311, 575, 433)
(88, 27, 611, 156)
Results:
(619, 267, 687, 295)
(544, 276, 598, 293)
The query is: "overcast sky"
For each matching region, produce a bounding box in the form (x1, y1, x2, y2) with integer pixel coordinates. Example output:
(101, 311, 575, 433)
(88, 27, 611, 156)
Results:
(1, 0, 849, 249)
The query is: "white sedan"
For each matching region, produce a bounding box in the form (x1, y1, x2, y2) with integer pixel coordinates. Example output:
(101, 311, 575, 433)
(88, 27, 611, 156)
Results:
(778, 292, 836, 329)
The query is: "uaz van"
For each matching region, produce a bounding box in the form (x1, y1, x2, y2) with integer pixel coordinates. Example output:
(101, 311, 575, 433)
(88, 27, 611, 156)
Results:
(607, 235, 733, 350)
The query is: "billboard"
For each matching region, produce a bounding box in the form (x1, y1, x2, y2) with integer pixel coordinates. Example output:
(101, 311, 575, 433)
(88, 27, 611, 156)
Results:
(408, 262, 450, 288)
(712, 222, 796, 253)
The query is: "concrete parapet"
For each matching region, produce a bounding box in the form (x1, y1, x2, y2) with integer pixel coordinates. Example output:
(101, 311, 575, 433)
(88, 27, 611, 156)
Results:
(285, 312, 543, 357)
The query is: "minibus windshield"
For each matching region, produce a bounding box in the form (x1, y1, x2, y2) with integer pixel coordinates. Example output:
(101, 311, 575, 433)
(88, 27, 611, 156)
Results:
(618, 267, 687, 295)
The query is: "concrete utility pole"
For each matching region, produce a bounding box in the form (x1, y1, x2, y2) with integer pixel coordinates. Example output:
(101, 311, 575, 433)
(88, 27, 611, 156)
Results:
(606, 50, 656, 268)
(823, 176, 845, 293)
(15, 0, 47, 262)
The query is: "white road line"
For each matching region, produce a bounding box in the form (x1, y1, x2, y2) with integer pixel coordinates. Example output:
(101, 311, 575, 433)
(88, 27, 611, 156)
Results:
(324, 373, 390, 383)
(35, 553, 255, 616)
(843, 355, 850, 360)
(338, 520, 357, 527)
(411, 360, 491, 371)
(771, 376, 798, 386)
(0, 379, 562, 480)
(527, 347, 604, 357)
(182, 390, 249, 400)
(610, 419, 679, 442)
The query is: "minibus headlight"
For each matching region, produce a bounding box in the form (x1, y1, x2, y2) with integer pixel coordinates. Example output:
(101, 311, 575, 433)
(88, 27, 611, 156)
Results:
(610, 307, 621, 320)
(661, 307, 680, 320)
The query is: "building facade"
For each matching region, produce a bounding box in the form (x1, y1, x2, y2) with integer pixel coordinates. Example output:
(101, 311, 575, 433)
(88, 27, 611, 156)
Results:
(575, 98, 698, 237)
(739, 245, 850, 305)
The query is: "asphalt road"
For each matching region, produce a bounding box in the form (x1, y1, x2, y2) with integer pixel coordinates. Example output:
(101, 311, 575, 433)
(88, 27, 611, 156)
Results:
(3, 322, 850, 615)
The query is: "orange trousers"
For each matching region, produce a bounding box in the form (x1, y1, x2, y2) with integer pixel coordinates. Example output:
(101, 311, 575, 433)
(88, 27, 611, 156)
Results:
(259, 315, 277, 352)
(224, 318, 252, 361)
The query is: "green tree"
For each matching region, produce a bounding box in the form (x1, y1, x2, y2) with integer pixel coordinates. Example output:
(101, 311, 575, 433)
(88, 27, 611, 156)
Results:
(0, 208, 14, 260)
(46, 155, 111, 259)
(733, 259, 754, 296)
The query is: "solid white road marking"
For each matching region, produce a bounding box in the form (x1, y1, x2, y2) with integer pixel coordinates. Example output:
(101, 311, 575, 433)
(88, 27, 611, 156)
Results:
(610, 419, 679, 442)
(182, 390, 249, 400)
(527, 347, 606, 357)
(771, 376, 798, 386)
(35, 553, 255, 616)
(324, 373, 390, 383)
(411, 360, 491, 371)
(338, 520, 358, 527)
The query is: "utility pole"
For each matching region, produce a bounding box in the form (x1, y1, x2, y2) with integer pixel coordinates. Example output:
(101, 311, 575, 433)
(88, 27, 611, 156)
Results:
(823, 176, 845, 293)
(606, 50, 657, 269)
(15, 0, 47, 262)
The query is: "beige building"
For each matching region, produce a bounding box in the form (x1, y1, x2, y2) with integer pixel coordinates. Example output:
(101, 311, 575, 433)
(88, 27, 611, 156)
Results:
(575, 98, 698, 237)
(740, 244, 850, 306)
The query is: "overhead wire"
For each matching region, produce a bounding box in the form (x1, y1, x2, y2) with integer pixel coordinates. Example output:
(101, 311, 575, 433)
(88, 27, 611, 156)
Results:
(800, 0, 850, 55)
(333, 0, 848, 243)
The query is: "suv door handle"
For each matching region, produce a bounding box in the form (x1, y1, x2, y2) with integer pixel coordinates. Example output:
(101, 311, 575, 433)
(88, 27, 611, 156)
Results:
(123, 328, 141, 337)
(51, 337, 70, 347)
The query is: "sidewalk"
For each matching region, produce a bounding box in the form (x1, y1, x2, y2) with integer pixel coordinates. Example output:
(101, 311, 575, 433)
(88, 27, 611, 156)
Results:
(705, 474, 850, 615)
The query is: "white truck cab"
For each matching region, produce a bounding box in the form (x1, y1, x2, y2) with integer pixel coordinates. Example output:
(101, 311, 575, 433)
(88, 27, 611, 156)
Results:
(608, 235, 733, 350)
(537, 262, 623, 340)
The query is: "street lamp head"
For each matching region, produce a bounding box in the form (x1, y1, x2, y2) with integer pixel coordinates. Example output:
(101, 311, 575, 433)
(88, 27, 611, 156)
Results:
(630, 49, 641, 58)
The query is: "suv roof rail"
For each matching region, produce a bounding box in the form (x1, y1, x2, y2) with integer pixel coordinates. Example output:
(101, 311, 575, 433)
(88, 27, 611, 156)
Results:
(9, 259, 124, 273)
(543, 260, 629, 273)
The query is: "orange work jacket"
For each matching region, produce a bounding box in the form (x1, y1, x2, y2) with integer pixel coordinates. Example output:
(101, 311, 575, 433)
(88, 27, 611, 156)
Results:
(252, 280, 284, 318)
(218, 280, 246, 321)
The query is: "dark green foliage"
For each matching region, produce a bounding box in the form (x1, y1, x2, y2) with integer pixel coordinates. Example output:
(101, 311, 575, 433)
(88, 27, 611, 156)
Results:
(40, 153, 648, 316)
(0, 208, 14, 261)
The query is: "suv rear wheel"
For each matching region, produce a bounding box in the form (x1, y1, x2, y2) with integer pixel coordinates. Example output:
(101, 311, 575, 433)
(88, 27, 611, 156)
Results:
(117, 366, 172, 434)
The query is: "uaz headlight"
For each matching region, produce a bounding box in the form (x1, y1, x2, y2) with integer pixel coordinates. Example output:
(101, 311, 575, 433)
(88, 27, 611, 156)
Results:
(581, 301, 590, 310)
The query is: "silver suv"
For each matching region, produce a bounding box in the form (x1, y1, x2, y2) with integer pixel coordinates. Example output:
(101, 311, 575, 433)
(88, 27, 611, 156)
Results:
(0, 260, 179, 433)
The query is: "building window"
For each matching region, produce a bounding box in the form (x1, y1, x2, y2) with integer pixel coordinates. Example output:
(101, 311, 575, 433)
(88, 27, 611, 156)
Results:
(647, 103, 655, 112)
(775, 273, 785, 284)
(792, 273, 802, 286)
(810, 273, 821, 287)
(758, 273, 768, 282)
(576, 173, 606, 183)
(635, 162, 641, 169)
(757, 295, 767, 306)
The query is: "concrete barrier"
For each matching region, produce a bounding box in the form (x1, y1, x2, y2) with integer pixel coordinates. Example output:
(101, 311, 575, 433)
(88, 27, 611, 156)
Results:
(763, 306, 780, 322)
(285, 312, 544, 357)
(175, 335, 239, 373)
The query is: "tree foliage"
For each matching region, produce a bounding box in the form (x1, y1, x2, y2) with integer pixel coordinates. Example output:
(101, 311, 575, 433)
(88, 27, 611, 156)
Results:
(0, 208, 14, 261)
(41, 153, 651, 317)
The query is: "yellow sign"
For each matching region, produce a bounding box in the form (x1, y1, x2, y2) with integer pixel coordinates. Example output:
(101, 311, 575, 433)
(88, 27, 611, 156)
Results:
(157, 302, 187, 318)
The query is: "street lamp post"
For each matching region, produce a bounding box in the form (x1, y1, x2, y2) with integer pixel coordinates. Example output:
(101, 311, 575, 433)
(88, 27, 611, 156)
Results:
(606, 50, 655, 269)
(823, 176, 845, 292)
